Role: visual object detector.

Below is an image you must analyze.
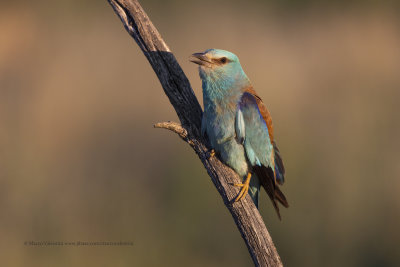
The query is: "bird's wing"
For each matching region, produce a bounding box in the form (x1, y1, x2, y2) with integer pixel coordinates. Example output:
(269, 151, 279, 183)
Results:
(238, 87, 285, 183)
(235, 88, 288, 219)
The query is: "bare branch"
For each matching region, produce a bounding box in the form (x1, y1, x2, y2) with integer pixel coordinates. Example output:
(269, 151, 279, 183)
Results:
(107, 0, 284, 266)
(154, 121, 188, 139)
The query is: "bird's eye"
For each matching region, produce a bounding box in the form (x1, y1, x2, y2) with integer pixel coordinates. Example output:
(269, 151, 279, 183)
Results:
(220, 57, 227, 64)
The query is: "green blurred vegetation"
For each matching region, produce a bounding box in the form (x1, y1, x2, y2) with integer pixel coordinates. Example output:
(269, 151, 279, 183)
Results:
(1, 0, 399, 266)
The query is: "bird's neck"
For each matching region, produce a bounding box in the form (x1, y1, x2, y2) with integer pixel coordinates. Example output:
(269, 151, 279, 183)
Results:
(202, 73, 251, 113)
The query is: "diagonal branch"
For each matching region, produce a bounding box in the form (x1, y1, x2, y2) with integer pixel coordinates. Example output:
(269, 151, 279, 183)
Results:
(107, 0, 283, 266)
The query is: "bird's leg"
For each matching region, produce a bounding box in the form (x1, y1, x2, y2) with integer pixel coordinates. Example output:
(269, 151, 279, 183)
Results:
(234, 173, 252, 202)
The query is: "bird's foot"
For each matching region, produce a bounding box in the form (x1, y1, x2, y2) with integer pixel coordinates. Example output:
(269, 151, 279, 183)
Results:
(234, 173, 252, 202)
(208, 149, 215, 158)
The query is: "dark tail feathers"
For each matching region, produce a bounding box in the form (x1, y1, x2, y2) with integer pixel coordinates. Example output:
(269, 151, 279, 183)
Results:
(254, 165, 289, 220)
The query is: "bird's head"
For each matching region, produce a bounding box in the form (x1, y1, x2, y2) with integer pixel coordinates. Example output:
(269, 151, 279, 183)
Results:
(190, 49, 248, 86)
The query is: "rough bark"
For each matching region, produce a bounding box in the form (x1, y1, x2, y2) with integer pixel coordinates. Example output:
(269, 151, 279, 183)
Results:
(107, 1, 283, 266)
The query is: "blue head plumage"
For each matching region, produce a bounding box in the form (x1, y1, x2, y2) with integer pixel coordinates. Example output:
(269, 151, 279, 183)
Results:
(190, 49, 250, 100)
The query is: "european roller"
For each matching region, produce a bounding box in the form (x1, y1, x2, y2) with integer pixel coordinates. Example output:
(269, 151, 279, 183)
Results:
(190, 49, 288, 219)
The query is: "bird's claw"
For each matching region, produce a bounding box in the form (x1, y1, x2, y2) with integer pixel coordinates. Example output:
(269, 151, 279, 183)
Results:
(234, 173, 252, 202)
(234, 183, 249, 202)
(209, 149, 215, 158)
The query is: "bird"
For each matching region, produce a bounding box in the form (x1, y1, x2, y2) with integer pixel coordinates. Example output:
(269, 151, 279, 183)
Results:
(190, 49, 288, 219)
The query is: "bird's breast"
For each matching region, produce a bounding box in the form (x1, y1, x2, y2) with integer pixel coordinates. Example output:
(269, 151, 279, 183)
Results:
(204, 105, 236, 147)
(204, 105, 248, 177)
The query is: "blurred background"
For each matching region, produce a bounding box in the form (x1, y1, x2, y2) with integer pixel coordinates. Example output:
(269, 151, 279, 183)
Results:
(1, 0, 400, 266)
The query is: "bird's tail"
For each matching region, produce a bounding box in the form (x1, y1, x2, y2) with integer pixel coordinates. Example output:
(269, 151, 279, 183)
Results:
(254, 166, 289, 220)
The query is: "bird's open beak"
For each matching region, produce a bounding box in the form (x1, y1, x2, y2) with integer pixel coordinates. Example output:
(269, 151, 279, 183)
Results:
(189, 52, 212, 66)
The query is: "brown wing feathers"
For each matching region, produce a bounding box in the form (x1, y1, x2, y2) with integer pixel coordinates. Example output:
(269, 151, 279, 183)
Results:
(244, 87, 274, 142)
